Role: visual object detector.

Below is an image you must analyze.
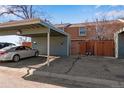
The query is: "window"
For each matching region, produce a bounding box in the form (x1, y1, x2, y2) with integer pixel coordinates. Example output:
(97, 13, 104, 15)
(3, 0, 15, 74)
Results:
(16, 46, 25, 51)
(79, 27, 86, 36)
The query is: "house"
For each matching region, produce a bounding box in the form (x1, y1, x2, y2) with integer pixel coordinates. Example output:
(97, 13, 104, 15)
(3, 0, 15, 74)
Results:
(55, 19, 124, 56)
(0, 18, 124, 58)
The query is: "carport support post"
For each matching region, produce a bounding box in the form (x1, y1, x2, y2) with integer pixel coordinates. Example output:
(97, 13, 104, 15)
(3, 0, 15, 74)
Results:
(47, 28, 50, 66)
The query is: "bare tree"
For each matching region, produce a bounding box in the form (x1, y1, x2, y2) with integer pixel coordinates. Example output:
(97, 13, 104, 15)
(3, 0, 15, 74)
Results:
(95, 17, 108, 40)
(0, 5, 44, 19)
(0, 5, 53, 24)
(91, 16, 124, 40)
(90, 15, 113, 40)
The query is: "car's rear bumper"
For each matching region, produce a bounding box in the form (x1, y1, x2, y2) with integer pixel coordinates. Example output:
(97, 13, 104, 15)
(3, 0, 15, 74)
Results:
(0, 55, 12, 61)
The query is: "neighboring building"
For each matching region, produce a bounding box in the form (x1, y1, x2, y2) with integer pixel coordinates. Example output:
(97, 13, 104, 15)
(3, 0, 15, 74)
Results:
(55, 20, 124, 56)
(114, 19, 124, 58)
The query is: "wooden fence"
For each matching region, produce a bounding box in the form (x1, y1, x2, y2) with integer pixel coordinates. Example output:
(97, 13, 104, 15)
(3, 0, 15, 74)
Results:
(22, 42, 32, 48)
(79, 40, 115, 57)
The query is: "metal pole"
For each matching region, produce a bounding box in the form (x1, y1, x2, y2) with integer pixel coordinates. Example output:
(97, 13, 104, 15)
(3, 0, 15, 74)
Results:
(47, 29, 50, 66)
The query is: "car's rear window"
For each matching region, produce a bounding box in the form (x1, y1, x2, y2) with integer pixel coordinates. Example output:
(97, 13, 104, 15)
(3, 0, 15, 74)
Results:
(0, 44, 7, 49)
(0, 43, 15, 49)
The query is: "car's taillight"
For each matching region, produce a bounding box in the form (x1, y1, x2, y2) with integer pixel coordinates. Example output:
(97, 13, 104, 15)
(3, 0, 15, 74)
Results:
(0, 51, 7, 55)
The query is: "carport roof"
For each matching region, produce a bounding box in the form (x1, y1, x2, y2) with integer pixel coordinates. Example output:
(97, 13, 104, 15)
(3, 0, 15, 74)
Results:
(0, 18, 68, 36)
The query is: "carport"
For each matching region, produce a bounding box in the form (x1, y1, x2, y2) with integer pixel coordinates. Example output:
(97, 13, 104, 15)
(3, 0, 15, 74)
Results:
(0, 18, 70, 64)
(115, 27, 124, 58)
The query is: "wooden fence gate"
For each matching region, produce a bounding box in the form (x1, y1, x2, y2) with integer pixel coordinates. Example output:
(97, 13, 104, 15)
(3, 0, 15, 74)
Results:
(79, 40, 115, 57)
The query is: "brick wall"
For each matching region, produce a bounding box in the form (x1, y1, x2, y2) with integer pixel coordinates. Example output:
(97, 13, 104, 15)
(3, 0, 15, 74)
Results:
(57, 21, 124, 55)
(63, 22, 124, 40)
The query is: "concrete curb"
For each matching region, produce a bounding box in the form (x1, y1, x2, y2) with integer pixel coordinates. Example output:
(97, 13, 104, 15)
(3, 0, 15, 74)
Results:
(0, 66, 123, 87)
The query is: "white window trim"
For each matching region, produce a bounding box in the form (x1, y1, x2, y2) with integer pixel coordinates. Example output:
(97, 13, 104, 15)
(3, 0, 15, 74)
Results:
(79, 27, 86, 36)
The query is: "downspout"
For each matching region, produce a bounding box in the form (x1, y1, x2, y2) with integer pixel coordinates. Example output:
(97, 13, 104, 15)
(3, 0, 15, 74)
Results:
(67, 34, 70, 56)
(114, 32, 118, 58)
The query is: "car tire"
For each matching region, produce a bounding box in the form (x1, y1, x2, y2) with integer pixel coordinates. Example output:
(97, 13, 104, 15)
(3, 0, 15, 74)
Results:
(34, 52, 39, 57)
(13, 55, 20, 62)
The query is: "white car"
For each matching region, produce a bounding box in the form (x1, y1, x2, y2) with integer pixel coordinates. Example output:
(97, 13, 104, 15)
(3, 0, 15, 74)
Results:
(0, 46, 39, 62)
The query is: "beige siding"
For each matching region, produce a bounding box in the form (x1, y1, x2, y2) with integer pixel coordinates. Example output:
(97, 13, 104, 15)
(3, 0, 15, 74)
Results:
(0, 30, 17, 36)
(32, 36, 68, 56)
(0, 27, 48, 36)
(21, 27, 48, 35)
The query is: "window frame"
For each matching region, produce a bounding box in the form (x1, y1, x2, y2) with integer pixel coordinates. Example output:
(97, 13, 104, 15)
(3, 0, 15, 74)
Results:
(79, 27, 87, 36)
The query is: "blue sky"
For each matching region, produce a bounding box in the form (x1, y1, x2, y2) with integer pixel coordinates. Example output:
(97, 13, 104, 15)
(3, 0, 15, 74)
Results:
(40, 5, 124, 24)
(1, 5, 124, 24)
(0, 5, 124, 44)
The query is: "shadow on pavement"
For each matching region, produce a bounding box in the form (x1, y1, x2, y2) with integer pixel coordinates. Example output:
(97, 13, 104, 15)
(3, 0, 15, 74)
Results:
(23, 71, 107, 88)
(0, 56, 46, 68)
(23, 75, 85, 88)
(22, 56, 109, 88)
(22, 56, 124, 87)
(22, 56, 86, 88)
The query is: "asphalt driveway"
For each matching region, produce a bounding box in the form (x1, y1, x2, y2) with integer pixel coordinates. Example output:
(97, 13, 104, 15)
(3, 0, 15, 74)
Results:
(1, 55, 124, 84)
(0, 56, 46, 68)
(35, 56, 124, 82)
